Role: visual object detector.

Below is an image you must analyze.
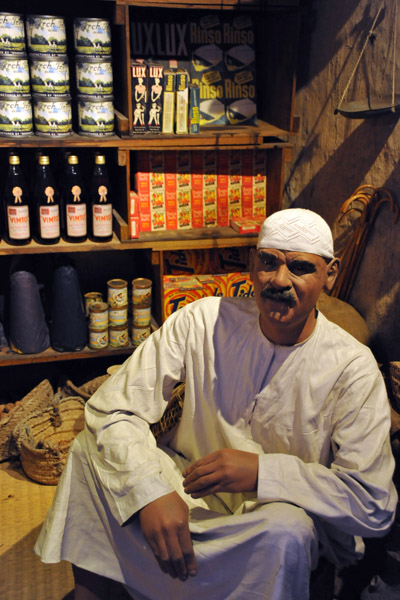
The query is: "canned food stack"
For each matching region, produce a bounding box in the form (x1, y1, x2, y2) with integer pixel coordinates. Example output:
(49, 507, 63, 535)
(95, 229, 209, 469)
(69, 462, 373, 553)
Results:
(74, 18, 115, 137)
(107, 279, 129, 347)
(132, 278, 152, 346)
(0, 12, 33, 137)
(26, 14, 72, 137)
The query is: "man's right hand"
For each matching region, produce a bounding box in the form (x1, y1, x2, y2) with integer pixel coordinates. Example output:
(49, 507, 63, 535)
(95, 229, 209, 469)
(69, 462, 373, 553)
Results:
(139, 491, 197, 581)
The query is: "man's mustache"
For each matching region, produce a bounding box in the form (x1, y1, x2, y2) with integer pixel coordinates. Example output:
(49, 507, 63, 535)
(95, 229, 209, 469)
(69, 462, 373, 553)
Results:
(260, 287, 295, 305)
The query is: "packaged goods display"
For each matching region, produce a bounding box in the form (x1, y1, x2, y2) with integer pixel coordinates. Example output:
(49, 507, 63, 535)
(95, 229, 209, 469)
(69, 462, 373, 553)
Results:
(2, 154, 31, 245)
(130, 10, 257, 133)
(60, 154, 87, 243)
(132, 149, 266, 235)
(33, 154, 60, 245)
(163, 271, 254, 320)
(0, 11, 114, 137)
(89, 154, 113, 242)
(0, 151, 118, 247)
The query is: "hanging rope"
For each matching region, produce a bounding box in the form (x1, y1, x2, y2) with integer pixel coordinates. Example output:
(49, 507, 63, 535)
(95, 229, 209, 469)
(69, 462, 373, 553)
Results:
(335, 2, 385, 114)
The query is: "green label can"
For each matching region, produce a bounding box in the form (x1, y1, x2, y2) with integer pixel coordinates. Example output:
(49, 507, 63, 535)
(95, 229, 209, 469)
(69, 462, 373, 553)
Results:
(0, 13, 26, 54)
(76, 56, 113, 96)
(0, 54, 30, 95)
(26, 15, 67, 55)
(0, 95, 33, 136)
(77, 94, 114, 136)
(33, 94, 72, 137)
(30, 54, 70, 96)
(74, 18, 111, 56)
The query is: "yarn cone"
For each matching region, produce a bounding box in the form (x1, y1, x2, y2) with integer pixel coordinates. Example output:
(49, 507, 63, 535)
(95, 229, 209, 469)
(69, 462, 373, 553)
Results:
(50, 261, 88, 351)
(9, 270, 50, 354)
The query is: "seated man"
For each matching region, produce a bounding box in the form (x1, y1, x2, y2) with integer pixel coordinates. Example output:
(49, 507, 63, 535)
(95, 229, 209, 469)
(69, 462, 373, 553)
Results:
(35, 208, 398, 600)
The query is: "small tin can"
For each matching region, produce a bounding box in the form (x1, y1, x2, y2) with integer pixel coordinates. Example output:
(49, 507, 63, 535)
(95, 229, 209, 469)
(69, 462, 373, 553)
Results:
(0, 95, 33, 136)
(76, 55, 113, 96)
(26, 15, 67, 55)
(30, 54, 70, 96)
(89, 301, 108, 329)
(74, 17, 112, 56)
(107, 279, 128, 308)
(0, 13, 26, 54)
(109, 304, 128, 327)
(133, 306, 151, 327)
(33, 94, 72, 137)
(109, 323, 129, 348)
(77, 94, 114, 137)
(84, 291, 103, 316)
(89, 326, 108, 349)
(132, 324, 151, 347)
(132, 277, 152, 308)
(0, 53, 30, 96)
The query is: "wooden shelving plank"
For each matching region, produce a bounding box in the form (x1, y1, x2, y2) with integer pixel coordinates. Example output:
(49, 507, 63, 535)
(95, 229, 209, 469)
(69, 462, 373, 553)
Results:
(0, 121, 293, 150)
(0, 343, 134, 367)
(0, 228, 257, 255)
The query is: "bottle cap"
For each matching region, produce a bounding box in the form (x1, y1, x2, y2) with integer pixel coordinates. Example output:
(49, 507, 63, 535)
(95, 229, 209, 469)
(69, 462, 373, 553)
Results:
(68, 155, 79, 164)
(9, 155, 20, 165)
(95, 155, 106, 165)
(38, 155, 50, 165)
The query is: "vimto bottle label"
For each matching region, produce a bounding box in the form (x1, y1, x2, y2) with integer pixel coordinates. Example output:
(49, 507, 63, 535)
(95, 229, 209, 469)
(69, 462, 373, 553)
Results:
(7, 205, 29, 238)
(67, 203, 86, 236)
(92, 203, 112, 237)
(40, 204, 59, 238)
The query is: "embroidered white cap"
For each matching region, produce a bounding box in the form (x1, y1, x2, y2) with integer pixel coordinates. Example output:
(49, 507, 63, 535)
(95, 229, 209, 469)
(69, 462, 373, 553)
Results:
(257, 208, 334, 259)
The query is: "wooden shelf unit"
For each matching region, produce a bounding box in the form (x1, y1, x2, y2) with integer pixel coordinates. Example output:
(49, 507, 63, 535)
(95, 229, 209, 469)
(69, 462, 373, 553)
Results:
(0, 0, 299, 373)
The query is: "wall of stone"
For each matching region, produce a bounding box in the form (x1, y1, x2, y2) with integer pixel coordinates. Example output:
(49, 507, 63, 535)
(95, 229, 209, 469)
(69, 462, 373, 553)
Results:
(284, 0, 400, 361)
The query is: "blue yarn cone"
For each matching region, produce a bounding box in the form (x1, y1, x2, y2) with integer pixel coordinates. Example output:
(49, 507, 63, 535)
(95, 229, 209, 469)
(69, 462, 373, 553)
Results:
(9, 270, 50, 354)
(50, 263, 88, 352)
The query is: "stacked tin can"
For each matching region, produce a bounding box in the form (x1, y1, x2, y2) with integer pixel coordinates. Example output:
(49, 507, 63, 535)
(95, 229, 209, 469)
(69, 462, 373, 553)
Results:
(26, 14, 72, 137)
(73, 17, 115, 137)
(0, 12, 33, 137)
(132, 278, 152, 346)
(107, 279, 129, 347)
(86, 291, 108, 349)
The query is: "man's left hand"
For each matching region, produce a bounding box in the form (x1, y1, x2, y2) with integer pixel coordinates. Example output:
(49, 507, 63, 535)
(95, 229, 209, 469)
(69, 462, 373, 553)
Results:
(182, 449, 258, 498)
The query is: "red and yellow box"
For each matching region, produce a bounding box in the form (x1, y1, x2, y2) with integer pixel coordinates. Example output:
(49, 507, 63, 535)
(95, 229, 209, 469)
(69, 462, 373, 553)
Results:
(196, 274, 227, 297)
(226, 272, 255, 298)
(163, 250, 210, 275)
(163, 275, 203, 320)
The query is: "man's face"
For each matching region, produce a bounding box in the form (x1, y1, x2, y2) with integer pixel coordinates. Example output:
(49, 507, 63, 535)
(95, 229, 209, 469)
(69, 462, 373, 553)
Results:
(250, 247, 338, 341)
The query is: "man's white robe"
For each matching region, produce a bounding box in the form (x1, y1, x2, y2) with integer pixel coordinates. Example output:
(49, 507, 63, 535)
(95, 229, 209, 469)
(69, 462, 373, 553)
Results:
(35, 297, 397, 599)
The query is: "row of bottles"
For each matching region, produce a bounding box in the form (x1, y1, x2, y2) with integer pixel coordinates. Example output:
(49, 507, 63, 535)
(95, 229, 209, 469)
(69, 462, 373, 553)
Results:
(2, 152, 113, 245)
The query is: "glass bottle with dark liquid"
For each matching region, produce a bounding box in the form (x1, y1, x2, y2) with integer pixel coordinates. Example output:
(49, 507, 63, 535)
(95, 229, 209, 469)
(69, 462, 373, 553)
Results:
(33, 154, 60, 245)
(89, 154, 113, 243)
(61, 154, 87, 243)
(3, 154, 31, 246)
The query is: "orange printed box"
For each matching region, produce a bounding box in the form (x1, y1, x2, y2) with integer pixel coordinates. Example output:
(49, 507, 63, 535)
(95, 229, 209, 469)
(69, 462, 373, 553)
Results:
(191, 188, 203, 228)
(204, 204, 218, 228)
(226, 272, 255, 298)
(130, 190, 139, 216)
(217, 150, 229, 188)
(241, 186, 254, 218)
(130, 215, 140, 238)
(228, 186, 242, 220)
(165, 190, 177, 230)
(163, 276, 203, 320)
(135, 171, 149, 194)
(139, 211, 151, 232)
(177, 208, 192, 229)
(196, 274, 227, 297)
(217, 187, 229, 227)
(151, 209, 166, 231)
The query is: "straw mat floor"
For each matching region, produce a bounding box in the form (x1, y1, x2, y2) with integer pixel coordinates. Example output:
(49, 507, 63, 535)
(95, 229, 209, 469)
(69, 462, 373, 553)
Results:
(0, 459, 133, 600)
(0, 458, 74, 600)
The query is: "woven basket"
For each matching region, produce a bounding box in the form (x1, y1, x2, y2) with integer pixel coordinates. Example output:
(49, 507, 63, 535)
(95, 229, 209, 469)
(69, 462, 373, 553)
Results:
(13, 396, 85, 485)
(150, 383, 185, 442)
(0, 379, 54, 461)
